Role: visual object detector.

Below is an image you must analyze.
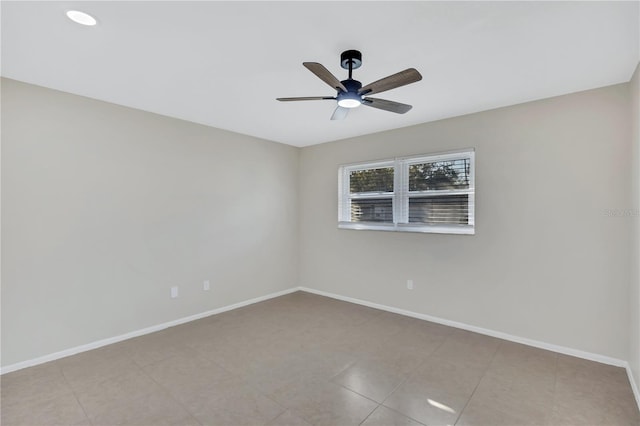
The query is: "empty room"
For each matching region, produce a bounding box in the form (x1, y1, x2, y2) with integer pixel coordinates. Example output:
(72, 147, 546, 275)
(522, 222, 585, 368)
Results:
(2, 1, 639, 425)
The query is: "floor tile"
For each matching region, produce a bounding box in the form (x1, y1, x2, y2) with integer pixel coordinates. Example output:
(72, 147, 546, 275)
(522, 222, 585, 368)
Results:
(183, 376, 285, 426)
(270, 378, 378, 426)
(112, 329, 188, 367)
(267, 409, 314, 426)
(428, 329, 501, 370)
(1, 361, 71, 406)
(361, 405, 426, 426)
(142, 346, 235, 400)
(456, 401, 542, 426)
(332, 358, 409, 403)
(57, 345, 141, 392)
(1, 390, 89, 426)
(491, 341, 558, 370)
(551, 372, 640, 426)
(76, 368, 165, 419)
(244, 347, 339, 396)
(412, 357, 488, 397)
(89, 390, 200, 426)
(383, 377, 468, 426)
(460, 371, 553, 425)
(555, 353, 631, 395)
(359, 340, 433, 377)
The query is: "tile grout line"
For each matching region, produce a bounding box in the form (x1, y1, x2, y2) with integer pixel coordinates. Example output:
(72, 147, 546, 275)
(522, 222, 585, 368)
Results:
(244, 379, 288, 426)
(177, 299, 333, 425)
(181, 331, 291, 425)
(132, 355, 206, 426)
(336, 309, 391, 426)
(341, 310, 386, 426)
(379, 328, 452, 406)
(373, 329, 455, 426)
(357, 403, 381, 426)
(353, 327, 456, 426)
(67, 349, 203, 425)
(452, 338, 504, 425)
(56, 361, 95, 426)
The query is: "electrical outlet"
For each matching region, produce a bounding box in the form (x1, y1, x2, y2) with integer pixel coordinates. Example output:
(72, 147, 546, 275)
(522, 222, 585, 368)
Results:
(171, 286, 179, 298)
(203, 280, 210, 291)
(407, 279, 414, 290)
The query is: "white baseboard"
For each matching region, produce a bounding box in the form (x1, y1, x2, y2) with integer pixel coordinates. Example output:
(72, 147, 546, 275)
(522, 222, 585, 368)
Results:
(0, 287, 299, 375)
(298, 287, 628, 368)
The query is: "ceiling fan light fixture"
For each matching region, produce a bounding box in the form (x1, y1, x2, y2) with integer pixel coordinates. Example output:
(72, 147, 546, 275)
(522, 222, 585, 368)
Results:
(337, 93, 362, 108)
(66, 10, 97, 26)
(337, 98, 362, 108)
(277, 50, 422, 119)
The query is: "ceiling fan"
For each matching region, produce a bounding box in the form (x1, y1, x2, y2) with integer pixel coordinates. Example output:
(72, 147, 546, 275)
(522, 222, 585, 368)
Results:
(277, 50, 423, 120)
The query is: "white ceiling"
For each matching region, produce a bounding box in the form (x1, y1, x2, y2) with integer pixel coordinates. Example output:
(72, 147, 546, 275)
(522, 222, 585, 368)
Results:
(2, 1, 639, 147)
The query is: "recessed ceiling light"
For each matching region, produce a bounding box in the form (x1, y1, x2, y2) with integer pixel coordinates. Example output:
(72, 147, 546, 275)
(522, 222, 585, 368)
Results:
(66, 10, 97, 26)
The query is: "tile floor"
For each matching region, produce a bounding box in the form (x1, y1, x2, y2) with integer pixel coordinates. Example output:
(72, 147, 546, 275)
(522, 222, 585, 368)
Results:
(1, 291, 639, 426)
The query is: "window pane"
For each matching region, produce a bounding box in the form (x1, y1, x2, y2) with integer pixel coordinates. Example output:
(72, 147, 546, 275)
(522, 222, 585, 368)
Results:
(409, 195, 469, 224)
(350, 167, 394, 193)
(409, 159, 470, 191)
(351, 198, 393, 222)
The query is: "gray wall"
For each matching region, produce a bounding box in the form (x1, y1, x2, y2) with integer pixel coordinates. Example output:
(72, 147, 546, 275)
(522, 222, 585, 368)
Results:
(299, 83, 631, 360)
(2, 76, 637, 369)
(1, 79, 299, 366)
(631, 63, 640, 391)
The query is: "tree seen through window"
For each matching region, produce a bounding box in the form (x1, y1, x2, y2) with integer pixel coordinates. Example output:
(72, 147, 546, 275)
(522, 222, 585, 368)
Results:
(349, 167, 394, 193)
(409, 159, 470, 191)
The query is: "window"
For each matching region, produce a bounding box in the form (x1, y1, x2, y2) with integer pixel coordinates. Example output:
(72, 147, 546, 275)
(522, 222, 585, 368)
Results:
(338, 150, 475, 234)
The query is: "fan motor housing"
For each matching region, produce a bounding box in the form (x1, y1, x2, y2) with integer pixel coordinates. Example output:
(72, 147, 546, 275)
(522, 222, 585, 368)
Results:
(337, 79, 363, 108)
(340, 79, 362, 93)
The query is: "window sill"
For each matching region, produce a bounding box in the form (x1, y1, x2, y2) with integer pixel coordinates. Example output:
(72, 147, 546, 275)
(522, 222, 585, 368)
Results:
(338, 221, 475, 235)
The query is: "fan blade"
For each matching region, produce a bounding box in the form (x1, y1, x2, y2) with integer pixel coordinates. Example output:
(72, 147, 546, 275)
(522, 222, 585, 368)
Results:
(358, 68, 422, 96)
(303, 62, 348, 92)
(277, 97, 335, 101)
(362, 97, 413, 114)
(331, 106, 349, 120)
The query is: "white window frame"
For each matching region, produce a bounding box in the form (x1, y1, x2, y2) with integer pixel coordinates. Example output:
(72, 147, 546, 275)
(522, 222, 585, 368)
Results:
(338, 149, 475, 235)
